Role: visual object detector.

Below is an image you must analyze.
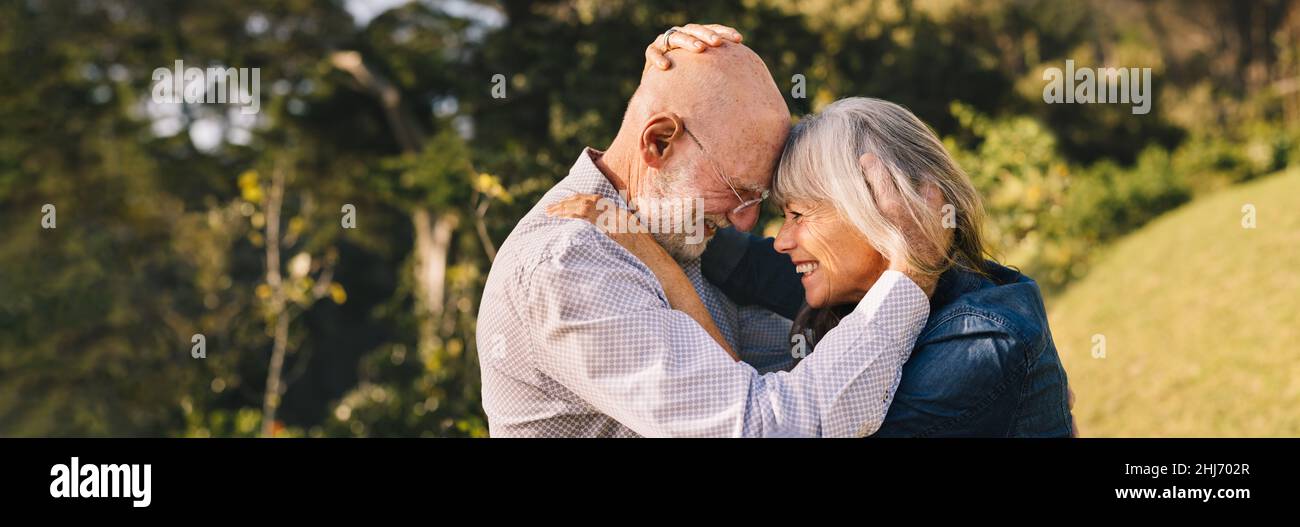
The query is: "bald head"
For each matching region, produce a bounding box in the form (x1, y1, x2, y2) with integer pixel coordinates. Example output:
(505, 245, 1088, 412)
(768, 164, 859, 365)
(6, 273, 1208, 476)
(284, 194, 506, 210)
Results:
(603, 42, 789, 236)
(624, 42, 789, 156)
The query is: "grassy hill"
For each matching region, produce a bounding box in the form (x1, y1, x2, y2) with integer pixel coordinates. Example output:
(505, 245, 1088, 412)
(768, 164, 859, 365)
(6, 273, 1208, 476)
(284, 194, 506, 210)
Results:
(1051, 168, 1300, 437)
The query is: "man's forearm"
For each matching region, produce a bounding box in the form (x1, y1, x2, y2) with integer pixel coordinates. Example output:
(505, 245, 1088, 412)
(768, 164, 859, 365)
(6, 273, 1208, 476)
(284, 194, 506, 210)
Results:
(768, 270, 929, 436)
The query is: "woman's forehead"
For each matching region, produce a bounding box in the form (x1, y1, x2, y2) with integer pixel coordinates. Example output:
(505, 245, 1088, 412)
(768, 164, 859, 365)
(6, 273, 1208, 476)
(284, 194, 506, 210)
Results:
(781, 196, 827, 213)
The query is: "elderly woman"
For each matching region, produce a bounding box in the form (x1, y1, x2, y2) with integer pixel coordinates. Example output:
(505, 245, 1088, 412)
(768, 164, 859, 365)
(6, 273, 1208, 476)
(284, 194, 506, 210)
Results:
(551, 25, 1075, 437)
(711, 96, 1074, 437)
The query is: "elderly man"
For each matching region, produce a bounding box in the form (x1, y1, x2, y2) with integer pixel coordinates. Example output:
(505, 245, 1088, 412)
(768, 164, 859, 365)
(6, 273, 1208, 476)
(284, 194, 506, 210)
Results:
(476, 26, 931, 437)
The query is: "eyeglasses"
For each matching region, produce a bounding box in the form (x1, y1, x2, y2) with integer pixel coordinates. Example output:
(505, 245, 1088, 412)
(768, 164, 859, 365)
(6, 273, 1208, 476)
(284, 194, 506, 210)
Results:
(681, 123, 770, 216)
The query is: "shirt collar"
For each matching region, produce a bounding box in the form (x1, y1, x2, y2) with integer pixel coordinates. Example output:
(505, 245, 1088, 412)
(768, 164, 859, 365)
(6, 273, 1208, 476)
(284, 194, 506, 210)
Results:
(557, 147, 625, 204)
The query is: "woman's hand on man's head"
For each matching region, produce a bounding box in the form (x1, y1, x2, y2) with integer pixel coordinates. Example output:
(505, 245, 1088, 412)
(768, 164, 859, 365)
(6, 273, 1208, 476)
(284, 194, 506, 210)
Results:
(645, 23, 744, 70)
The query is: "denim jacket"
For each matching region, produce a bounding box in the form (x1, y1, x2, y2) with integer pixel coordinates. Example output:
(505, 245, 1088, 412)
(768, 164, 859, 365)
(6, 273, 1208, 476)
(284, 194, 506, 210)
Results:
(701, 227, 1074, 437)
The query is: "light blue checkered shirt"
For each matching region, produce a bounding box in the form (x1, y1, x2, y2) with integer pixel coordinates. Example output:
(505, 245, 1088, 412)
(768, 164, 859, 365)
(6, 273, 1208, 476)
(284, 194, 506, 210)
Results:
(477, 149, 929, 437)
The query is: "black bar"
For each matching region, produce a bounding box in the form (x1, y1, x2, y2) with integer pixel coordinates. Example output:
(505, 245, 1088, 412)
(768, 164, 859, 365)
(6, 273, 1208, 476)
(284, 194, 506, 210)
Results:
(4, 438, 1294, 515)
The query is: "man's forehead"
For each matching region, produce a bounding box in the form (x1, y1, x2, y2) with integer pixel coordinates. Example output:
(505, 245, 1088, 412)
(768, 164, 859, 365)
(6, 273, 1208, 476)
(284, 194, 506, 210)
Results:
(696, 111, 787, 191)
(736, 176, 770, 192)
(730, 124, 788, 187)
(730, 147, 781, 190)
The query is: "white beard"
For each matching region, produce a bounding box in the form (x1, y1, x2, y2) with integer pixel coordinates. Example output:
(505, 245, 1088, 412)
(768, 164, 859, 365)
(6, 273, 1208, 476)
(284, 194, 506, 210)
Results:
(636, 167, 729, 263)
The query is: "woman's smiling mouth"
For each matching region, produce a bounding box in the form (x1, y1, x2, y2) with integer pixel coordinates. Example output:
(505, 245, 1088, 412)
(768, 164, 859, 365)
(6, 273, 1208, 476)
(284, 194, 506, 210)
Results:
(795, 261, 820, 277)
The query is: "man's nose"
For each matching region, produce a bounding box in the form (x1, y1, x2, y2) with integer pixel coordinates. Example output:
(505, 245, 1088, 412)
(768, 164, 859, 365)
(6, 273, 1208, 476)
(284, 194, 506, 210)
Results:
(727, 205, 760, 233)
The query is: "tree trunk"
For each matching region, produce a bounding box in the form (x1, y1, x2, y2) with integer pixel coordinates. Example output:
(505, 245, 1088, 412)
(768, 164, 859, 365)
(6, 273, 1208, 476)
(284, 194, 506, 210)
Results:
(412, 208, 459, 353)
(260, 164, 288, 438)
(332, 51, 460, 353)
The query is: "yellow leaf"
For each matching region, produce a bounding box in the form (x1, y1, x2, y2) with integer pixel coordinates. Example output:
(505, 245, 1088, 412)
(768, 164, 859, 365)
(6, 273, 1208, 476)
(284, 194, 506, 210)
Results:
(473, 172, 513, 203)
(242, 186, 263, 204)
(238, 170, 258, 188)
(238, 170, 263, 203)
(329, 282, 347, 304)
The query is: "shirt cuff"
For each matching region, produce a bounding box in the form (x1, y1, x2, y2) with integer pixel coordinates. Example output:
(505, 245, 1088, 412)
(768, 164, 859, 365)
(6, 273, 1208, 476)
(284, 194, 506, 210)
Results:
(853, 270, 926, 316)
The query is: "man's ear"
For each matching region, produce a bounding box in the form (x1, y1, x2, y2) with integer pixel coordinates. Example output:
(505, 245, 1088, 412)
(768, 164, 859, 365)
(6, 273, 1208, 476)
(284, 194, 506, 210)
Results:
(639, 112, 685, 168)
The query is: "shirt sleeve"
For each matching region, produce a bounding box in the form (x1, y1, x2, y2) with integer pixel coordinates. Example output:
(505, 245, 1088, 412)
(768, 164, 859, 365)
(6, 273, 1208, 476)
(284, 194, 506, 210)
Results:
(526, 227, 930, 437)
(734, 305, 798, 374)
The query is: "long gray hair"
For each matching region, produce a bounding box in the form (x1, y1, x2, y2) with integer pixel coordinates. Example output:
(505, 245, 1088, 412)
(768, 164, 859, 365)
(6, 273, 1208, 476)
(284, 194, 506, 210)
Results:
(769, 96, 993, 356)
(774, 97, 990, 278)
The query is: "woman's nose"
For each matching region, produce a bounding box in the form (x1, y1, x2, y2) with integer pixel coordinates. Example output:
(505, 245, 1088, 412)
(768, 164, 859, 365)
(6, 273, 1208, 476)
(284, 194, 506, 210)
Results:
(773, 222, 795, 254)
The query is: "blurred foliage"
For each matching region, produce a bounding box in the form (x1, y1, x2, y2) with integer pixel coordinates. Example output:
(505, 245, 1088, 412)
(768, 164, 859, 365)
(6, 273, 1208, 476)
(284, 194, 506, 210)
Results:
(949, 94, 1298, 291)
(1, 0, 1297, 436)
